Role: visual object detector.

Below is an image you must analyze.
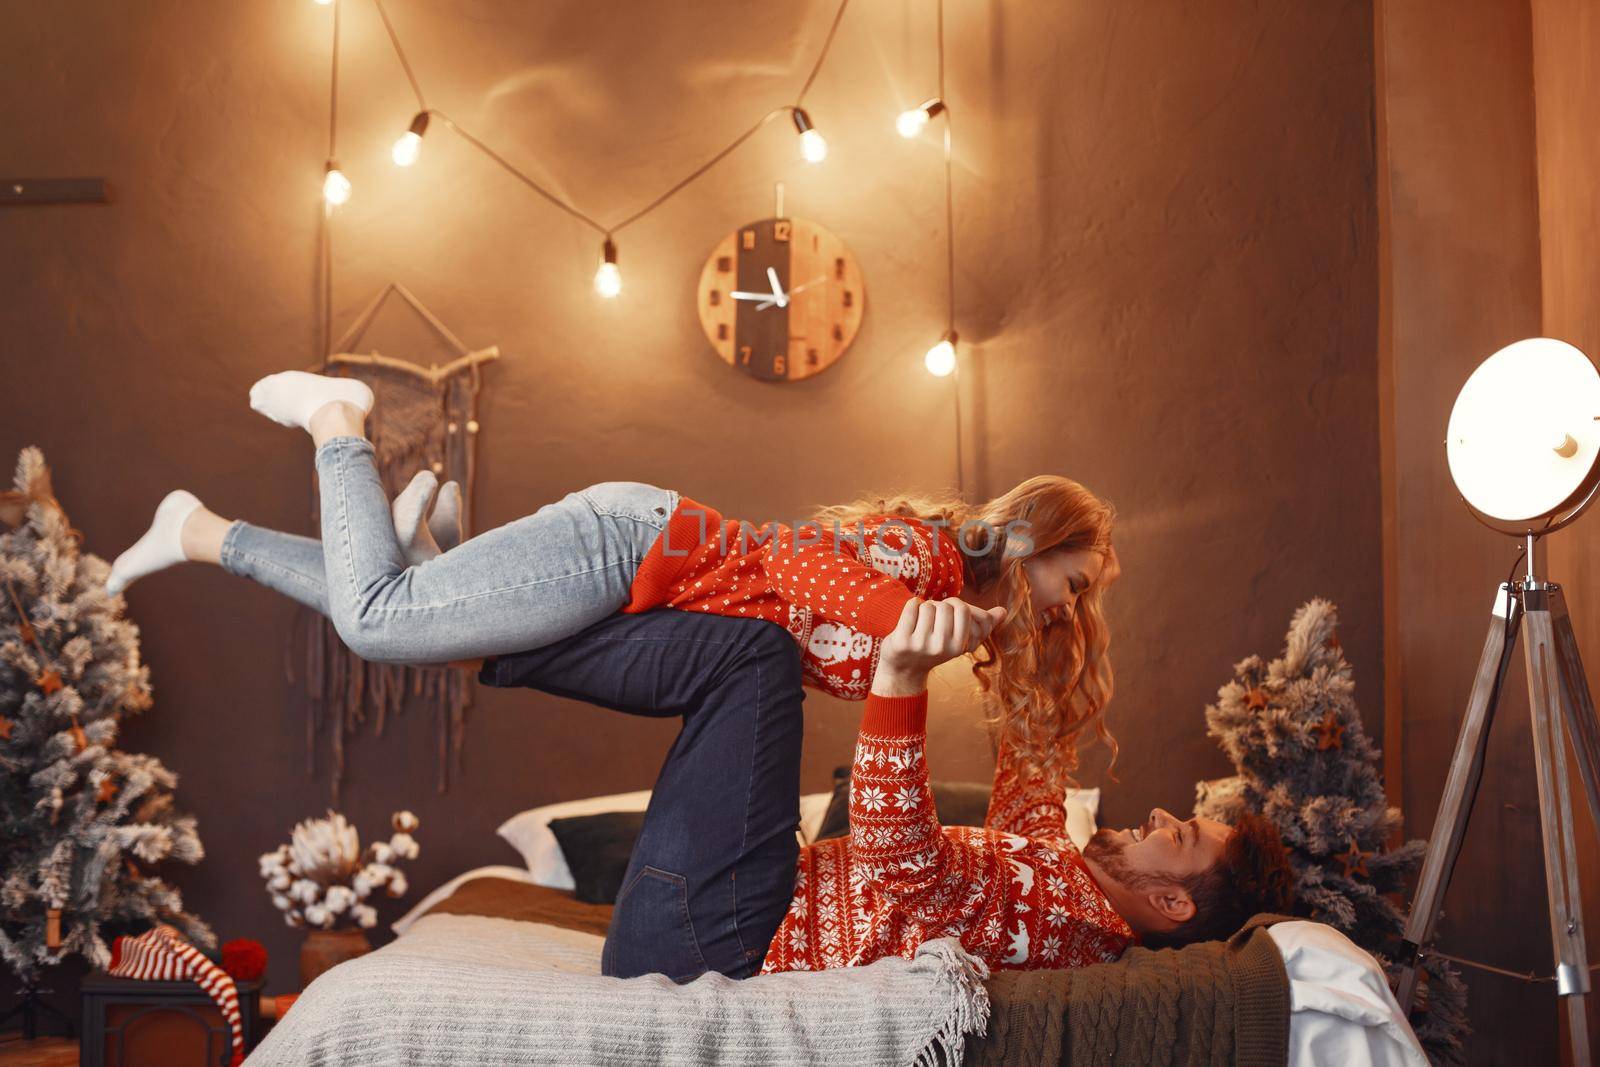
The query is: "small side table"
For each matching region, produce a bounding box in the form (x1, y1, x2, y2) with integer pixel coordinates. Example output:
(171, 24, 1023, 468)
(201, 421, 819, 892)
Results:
(80, 972, 264, 1067)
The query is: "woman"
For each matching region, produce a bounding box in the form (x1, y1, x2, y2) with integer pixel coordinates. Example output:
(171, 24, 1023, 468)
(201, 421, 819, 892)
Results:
(107, 369, 1118, 783)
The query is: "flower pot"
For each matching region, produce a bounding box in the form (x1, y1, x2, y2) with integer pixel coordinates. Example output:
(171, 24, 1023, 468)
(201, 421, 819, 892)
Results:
(299, 927, 372, 986)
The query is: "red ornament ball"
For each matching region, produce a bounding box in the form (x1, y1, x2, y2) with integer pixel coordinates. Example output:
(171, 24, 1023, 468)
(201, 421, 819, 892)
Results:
(221, 938, 268, 982)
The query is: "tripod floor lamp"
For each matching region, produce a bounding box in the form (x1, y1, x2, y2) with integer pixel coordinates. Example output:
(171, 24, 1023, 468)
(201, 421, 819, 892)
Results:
(1396, 337, 1600, 1065)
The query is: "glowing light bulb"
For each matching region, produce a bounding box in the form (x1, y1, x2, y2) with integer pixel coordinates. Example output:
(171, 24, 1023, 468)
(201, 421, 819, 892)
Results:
(896, 109, 930, 139)
(313, 0, 333, 6)
(924, 332, 958, 377)
(391, 112, 429, 167)
(896, 100, 943, 139)
(392, 132, 422, 167)
(594, 238, 621, 298)
(791, 108, 828, 164)
(322, 164, 351, 206)
(799, 129, 828, 163)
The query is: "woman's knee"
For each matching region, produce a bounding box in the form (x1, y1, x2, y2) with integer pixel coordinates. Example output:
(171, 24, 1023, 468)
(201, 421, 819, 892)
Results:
(330, 599, 415, 664)
(578, 481, 675, 524)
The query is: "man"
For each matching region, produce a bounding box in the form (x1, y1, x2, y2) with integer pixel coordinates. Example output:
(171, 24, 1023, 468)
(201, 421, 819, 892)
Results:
(756, 596, 1296, 972)
(485, 597, 1294, 980)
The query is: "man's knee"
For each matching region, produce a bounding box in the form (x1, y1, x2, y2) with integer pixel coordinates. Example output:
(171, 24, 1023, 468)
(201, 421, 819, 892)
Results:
(739, 621, 803, 694)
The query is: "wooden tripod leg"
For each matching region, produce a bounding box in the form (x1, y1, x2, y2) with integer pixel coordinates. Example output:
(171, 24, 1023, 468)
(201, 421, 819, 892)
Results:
(1524, 593, 1592, 1065)
(1551, 588, 1600, 832)
(1395, 587, 1520, 1012)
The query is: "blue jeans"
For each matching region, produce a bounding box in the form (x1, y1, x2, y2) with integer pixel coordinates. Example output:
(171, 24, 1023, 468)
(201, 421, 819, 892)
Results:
(480, 609, 804, 982)
(219, 435, 678, 663)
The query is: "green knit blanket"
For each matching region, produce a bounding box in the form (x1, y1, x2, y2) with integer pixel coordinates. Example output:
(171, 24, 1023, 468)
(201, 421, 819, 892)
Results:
(967, 914, 1291, 1067)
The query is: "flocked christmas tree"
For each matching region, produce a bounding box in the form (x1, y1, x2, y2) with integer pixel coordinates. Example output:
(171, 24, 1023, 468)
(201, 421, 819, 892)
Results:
(1194, 598, 1469, 1066)
(0, 447, 212, 993)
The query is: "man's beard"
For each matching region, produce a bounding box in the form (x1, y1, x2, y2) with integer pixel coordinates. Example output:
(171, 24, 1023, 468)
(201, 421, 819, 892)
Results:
(1083, 828, 1165, 891)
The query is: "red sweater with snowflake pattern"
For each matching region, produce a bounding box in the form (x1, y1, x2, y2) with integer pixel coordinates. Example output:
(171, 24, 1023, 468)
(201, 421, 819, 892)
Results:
(624, 497, 965, 701)
(758, 691, 1135, 974)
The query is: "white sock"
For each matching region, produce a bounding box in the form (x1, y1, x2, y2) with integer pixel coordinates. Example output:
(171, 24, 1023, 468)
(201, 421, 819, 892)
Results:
(106, 490, 203, 596)
(248, 371, 374, 431)
(428, 480, 463, 552)
(391, 471, 443, 566)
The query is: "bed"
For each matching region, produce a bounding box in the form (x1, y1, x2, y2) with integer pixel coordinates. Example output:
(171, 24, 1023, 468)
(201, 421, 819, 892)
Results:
(249, 867, 1429, 1066)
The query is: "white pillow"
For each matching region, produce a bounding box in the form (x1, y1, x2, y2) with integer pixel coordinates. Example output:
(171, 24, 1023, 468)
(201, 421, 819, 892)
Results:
(390, 864, 538, 936)
(798, 791, 833, 844)
(1063, 786, 1100, 850)
(496, 789, 653, 890)
(1265, 920, 1429, 1066)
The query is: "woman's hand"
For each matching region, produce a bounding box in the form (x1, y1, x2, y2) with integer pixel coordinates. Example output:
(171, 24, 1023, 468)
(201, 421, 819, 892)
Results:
(872, 597, 1007, 697)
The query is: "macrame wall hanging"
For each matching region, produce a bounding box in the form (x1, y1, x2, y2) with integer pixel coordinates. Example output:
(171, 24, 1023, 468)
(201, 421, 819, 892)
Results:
(294, 283, 499, 800)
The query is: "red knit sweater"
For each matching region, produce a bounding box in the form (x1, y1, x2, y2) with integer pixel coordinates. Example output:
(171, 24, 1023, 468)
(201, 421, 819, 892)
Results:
(625, 497, 965, 700)
(759, 691, 1135, 974)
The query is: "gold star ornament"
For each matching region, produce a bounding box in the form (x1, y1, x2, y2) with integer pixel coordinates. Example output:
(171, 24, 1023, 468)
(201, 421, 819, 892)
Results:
(1336, 838, 1372, 879)
(1312, 710, 1346, 751)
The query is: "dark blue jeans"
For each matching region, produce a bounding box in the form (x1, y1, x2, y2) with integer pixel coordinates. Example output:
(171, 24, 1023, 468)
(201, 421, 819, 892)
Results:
(478, 609, 804, 982)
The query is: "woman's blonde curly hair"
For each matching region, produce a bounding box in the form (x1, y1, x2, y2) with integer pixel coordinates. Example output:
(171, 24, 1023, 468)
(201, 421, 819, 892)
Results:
(812, 475, 1117, 789)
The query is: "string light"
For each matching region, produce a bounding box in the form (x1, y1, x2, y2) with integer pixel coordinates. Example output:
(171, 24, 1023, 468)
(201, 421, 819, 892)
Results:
(791, 108, 829, 164)
(322, 161, 352, 205)
(594, 238, 622, 298)
(353, 0, 849, 265)
(895, 98, 945, 139)
(391, 111, 429, 167)
(924, 331, 957, 377)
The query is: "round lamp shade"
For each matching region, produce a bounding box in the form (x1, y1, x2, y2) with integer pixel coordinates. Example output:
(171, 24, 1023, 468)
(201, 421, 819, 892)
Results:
(1446, 337, 1600, 523)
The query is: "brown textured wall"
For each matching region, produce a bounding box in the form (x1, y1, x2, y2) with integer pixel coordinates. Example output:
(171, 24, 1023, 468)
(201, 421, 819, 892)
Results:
(0, 1, 1379, 1012)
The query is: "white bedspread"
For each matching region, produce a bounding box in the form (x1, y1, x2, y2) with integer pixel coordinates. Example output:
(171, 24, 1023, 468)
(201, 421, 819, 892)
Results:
(246, 913, 990, 1066)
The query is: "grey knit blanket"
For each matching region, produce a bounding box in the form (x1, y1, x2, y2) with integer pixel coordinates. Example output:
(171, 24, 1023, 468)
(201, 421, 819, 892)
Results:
(247, 914, 992, 1066)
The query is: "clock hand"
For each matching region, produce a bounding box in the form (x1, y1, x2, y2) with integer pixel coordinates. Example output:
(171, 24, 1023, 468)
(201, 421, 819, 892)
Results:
(766, 267, 788, 308)
(730, 291, 775, 301)
(756, 275, 826, 308)
(784, 276, 826, 298)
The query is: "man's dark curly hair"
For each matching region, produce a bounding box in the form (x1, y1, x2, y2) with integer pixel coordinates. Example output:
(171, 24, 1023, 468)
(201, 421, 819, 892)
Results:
(1141, 812, 1296, 949)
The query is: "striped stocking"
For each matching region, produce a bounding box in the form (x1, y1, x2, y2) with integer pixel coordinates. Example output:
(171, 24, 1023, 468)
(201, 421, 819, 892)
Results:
(107, 923, 245, 1066)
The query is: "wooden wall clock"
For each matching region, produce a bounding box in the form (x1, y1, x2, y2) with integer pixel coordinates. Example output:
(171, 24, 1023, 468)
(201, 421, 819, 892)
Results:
(696, 217, 864, 382)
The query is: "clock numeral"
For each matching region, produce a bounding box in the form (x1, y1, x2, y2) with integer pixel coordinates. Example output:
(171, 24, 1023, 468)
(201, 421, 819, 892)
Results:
(834, 257, 845, 279)
(832, 324, 843, 341)
(740, 345, 752, 366)
(842, 290, 853, 309)
(806, 347, 819, 366)
(709, 290, 722, 306)
(717, 256, 732, 273)
(717, 323, 729, 341)
(741, 229, 756, 251)
(773, 220, 791, 242)
(773, 354, 787, 376)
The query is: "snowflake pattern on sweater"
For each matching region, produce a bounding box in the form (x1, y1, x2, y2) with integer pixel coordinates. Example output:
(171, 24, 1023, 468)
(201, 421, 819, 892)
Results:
(759, 693, 1134, 974)
(624, 498, 964, 700)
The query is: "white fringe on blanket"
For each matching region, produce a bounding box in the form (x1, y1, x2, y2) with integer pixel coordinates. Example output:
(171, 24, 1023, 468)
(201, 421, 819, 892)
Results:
(247, 914, 993, 1066)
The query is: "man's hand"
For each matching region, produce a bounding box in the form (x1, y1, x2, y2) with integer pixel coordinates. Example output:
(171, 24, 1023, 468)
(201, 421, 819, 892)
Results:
(872, 597, 1007, 697)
